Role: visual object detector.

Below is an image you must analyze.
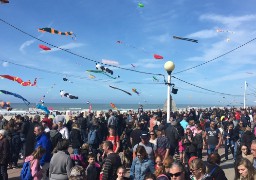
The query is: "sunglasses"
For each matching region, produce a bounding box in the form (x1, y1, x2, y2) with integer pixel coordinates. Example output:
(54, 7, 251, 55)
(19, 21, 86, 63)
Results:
(169, 172, 182, 177)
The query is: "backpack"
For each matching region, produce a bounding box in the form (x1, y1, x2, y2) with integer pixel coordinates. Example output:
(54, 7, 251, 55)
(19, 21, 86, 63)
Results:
(20, 161, 33, 180)
(88, 129, 98, 145)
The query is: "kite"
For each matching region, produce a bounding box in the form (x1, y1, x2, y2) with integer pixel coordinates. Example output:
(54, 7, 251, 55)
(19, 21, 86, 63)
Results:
(132, 88, 140, 95)
(63, 77, 73, 83)
(153, 76, 159, 82)
(153, 54, 163, 60)
(86, 70, 120, 79)
(109, 85, 132, 96)
(138, 3, 144, 7)
(60, 90, 78, 99)
(0, 0, 9, 3)
(88, 74, 95, 79)
(38, 27, 76, 39)
(0, 101, 12, 111)
(36, 104, 50, 114)
(110, 102, 118, 110)
(39, 44, 51, 51)
(216, 29, 235, 34)
(0, 75, 37, 86)
(173, 36, 198, 43)
(131, 64, 136, 68)
(96, 63, 114, 75)
(0, 90, 30, 105)
(102, 59, 119, 66)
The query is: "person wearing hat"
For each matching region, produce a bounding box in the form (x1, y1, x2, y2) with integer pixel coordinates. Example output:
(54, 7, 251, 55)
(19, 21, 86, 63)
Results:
(0, 129, 9, 179)
(132, 131, 156, 161)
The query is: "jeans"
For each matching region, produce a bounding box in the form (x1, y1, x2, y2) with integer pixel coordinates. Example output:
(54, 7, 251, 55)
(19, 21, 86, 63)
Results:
(0, 165, 8, 180)
(81, 129, 87, 143)
(207, 144, 218, 155)
(233, 142, 238, 160)
(225, 140, 234, 160)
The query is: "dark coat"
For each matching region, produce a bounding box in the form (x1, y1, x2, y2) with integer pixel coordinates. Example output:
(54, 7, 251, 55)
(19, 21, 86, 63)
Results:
(241, 131, 255, 149)
(24, 121, 39, 156)
(70, 127, 83, 149)
(0, 138, 10, 165)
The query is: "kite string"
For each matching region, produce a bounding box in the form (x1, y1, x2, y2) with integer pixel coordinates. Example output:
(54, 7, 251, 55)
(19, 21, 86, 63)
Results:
(0, 18, 165, 80)
(172, 76, 242, 97)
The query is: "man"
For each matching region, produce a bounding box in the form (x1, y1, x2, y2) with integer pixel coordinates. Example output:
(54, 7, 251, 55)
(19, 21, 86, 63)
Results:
(132, 131, 156, 160)
(34, 125, 52, 180)
(130, 122, 143, 148)
(77, 112, 88, 143)
(179, 114, 188, 131)
(0, 115, 7, 130)
(102, 141, 121, 180)
(165, 122, 179, 156)
(204, 121, 222, 155)
(53, 111, 66, 125)
(169, 161, 186, 180)
(250, 140, 256, 169)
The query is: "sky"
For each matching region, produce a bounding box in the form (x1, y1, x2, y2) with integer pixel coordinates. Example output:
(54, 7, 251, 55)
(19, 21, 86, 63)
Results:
(1, 0, 256, 107)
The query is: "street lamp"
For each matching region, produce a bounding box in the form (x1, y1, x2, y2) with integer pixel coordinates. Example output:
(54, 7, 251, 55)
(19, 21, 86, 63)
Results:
(164, 61, 175, 123)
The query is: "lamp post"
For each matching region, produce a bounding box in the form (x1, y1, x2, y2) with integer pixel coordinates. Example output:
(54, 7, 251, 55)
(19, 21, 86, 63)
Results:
(164, 61, 175, 123)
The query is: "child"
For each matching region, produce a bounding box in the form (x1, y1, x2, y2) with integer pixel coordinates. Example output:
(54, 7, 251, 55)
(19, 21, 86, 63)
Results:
(23, 146, 45, 180)
(116, 166, 129, 180)
(85, 154, 100, 180)
(70, 148, 87, 168)
(179, 137, 185, 164)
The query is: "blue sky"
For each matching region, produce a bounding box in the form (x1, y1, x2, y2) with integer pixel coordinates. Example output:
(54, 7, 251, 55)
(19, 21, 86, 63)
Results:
(1, 0, 256, 106)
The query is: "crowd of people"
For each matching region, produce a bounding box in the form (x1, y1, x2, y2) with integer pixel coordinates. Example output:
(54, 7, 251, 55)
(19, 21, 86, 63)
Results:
(0, 106, 256, 179)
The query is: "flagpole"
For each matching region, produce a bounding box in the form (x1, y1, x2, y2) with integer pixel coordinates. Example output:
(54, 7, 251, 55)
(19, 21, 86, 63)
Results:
(244, 81, 247, 109)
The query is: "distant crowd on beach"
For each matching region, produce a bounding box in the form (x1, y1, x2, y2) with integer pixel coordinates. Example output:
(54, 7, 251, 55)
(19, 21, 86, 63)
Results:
(1, 106, 256, 179)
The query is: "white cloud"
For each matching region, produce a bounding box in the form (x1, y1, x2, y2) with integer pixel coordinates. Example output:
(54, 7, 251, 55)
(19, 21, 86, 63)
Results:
(41, 42, 84, 53)
(2, 61, 8, 67)
(19, 39, 35, 54)
(188, 29, 218, 39)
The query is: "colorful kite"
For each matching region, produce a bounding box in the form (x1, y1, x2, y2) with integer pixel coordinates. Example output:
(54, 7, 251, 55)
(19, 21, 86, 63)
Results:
(60, 90, 78, 99)
(173, 36, 198, 43)
(88, 74, 96, 79)
(102, 59, 119, 66)
(132, 88, 140, 95)
(153, 54, 163, 60)
(39, 44, 51, 51)
(38, 27, 76, 39)
(0, 0, 9, 3)
(0, 90, 30, 105)
(110, 102, 118, 110)
(109, 85, 132, 96)
(138, 3, 144, 7)
(36, 104, 50, 114)
(0, 75, 37, 86)
(0, 101, 12, 111)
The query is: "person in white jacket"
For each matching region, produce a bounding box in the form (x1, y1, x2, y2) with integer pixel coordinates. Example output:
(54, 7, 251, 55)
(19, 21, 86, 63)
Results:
(58, 121, 69, 139)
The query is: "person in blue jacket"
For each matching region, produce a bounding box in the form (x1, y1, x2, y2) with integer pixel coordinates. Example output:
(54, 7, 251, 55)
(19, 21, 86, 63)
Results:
(34, 124, 52, 180)
(130, 145, 155, 180)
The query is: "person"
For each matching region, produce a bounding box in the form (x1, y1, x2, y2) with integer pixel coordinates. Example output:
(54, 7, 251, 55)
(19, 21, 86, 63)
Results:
(58, 120, 69, 139)
(116, 166, 129, 180)
(204, 121, 222, 155)
(69, 165, 86, 180)
(163, 156, 174, 175)
(77, 112, 88, 143)
(88, 119, 101, 155)
(205, 153, 227, 180)
(49, 139, 74, 180)
(49, 124, 62, 152)
(169, 161, 187, 180)
(130, 122, 143, 148)
(101, 140, 122, 180)
(149, 130, 157, 146)
(193, 124, 203, 159)
(0, 129, 9, 180)
(241, 127, 255, 153)
(223, 123, 235, 161)
(189, 158, 213, 180)
(34, 124, 52, 180)
(237, 144, 254, 163)
(156, 126, 170, 161)
(133, 131, 156, 160)
(85, 154, 100, 180)
(106, 125, 120, 153)
(24, 146, 46, 180)
(179, 114, 188, 130)
(178, 137, 185, 164)
(250, 140, 256, 169)
(234, 157, 256, 180)
(0, 115, 7, 130)
(130, 145, 155, 180)
(155, 165, 169, 180)
(70, 123, 83, 155)
(183, 128, 196, 164)
(165, 122, 179, 156)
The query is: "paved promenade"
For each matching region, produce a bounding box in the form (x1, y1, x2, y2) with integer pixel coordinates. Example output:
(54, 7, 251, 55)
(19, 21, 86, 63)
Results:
(7, 147, 235, 180)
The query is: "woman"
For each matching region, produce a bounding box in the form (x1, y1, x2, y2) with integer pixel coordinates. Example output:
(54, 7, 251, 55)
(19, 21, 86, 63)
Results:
(23, 146, 46, 180)
(58, 120, 69, 139)
(0, 129, 9, 180)
(241, 127, 255, 153)
(130, 145, 155, 180)
(193, 124, 203, 159)
(234, 157, 256, 180)
(106, 125, 120, 153)
(70, 123, 83, 154)
(156, 127, 170, 161)
(149, 130, 157, 146)
(183, 128, 196, 164)
(189, 158, 212, 180)
(49, 139, 74, 180)
(205, 153, 227, 180)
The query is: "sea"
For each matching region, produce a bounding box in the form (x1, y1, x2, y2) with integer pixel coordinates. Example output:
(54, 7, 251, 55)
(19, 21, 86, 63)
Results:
(6, 103, 227, 112)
